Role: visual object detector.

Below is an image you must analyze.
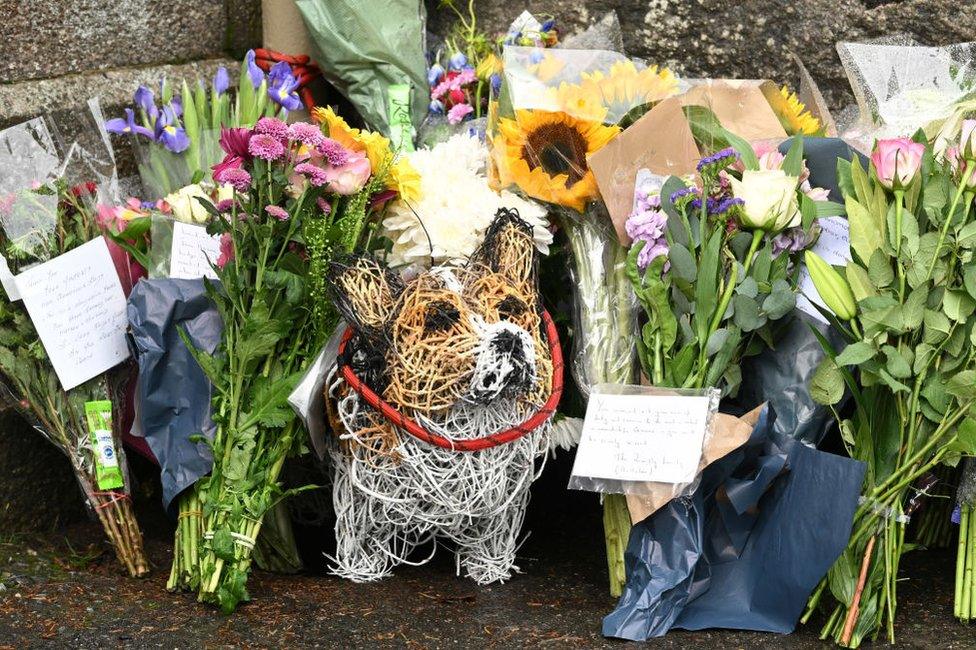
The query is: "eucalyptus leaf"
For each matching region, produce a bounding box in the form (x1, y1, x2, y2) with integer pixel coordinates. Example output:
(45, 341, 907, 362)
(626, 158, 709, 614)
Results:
(811, 358, 845, 405)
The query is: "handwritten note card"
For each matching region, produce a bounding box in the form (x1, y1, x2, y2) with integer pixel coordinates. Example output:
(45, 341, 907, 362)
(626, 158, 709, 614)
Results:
(797, 217, 851, 324)
(170, 221, 221, 280)
(0, 256, 21, 300)
(16, 238, 130, 390)
(571, 393, 711, 484)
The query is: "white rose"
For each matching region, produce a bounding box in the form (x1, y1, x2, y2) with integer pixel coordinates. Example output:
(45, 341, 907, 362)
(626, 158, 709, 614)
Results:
(730, 169, 801, 233)
(164, 184, 210, 223)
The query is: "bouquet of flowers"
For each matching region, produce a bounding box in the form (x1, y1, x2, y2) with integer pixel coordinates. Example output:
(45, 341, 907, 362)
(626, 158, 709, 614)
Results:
(0, 119, 148, 577)
(168, 109, 417, 612)
(802, 130, 976, 646)
(105, 50, 304, 198)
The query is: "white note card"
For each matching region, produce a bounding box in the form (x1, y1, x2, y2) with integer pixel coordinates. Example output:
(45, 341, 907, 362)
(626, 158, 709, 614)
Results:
(170, 221, 221, 280)
(0, 256, 21, 301)
(16, 238, 130, 390)
(797, 217, 851, 324)
(571, 393, 711, 484)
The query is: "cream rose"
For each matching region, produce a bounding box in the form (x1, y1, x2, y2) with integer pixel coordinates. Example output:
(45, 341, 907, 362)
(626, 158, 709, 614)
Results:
(730, 169, 800, 233)
(164, 183, 211, 223)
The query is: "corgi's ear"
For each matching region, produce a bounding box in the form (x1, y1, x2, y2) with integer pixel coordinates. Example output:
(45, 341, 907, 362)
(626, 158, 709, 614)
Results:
(470, 208, 538, 286)
(326, 256, 403, 338)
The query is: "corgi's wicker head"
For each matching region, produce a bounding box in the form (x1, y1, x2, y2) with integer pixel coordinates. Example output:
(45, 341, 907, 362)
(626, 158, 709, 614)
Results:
(328, 210, 548, 416)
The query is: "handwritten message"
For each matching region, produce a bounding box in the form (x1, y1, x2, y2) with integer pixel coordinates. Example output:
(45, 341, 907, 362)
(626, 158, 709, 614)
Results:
(571, 393, 711, 484)
(797, 217, 851, 324)
(170, 221, 221, 280)
(16, 238, 130, 390)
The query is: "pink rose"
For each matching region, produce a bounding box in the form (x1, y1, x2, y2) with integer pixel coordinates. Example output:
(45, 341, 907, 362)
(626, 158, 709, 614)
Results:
(871, 138, 924, 190)
(324, 152, 371, 195)
(945, 146, 976, 189)
(961, 119, 976, 161)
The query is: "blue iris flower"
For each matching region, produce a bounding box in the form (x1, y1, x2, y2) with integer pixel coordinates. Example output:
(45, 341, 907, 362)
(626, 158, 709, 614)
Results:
(213, 67, 230, 95)
(267, 61, 302, 112)
(104, 108, 153, 138)
(133, 85, 158, 120)
(245, 50, 264, 88)
(154, 106, 190, 153)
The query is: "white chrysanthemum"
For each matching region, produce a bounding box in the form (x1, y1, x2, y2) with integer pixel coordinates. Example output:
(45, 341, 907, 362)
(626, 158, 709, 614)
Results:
(382, 134, 552, 269)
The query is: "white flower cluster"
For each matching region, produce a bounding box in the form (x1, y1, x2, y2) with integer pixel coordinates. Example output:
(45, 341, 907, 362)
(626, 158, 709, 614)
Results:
(382, 134, 552, 269)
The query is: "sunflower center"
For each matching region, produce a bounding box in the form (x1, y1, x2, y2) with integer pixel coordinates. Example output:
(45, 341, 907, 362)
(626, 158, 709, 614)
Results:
(523, 123, 588, 187)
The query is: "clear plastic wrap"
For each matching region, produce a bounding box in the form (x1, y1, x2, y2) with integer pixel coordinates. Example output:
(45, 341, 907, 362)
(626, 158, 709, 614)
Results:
(135, 128, 223, 199)
(567, 384, 720, 501)
(837, 39, 976, 151)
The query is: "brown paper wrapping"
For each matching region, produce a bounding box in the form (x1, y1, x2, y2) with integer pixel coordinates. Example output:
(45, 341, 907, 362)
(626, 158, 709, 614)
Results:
(624, 405, 764, 524)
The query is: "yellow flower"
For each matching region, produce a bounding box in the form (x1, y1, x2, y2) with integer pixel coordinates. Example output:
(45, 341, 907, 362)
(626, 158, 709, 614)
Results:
(476, 53, 502, 81)
(389, 157, 422, 204)
(494, 109, 620, 212)
(579, 61, 680, 120)
(552, 82, 609, 122)
(527, 52, 565, 82)
(765, 85, 822, 136)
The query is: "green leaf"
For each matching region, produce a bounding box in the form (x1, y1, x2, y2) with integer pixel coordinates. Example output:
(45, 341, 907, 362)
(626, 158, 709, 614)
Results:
(964, 265, 976, 299)
(944, 290, 976, 322)
(694, 231, 722, 343)
(762, 280, 795, 320)
(902, 287, 927, 330)
(923, 309, 952, 344)
(705, 328, 730, 356)
(913, 343, 935, 374)
(736, 276, 759, 299)
(238, 372, 303, 430)
(845, 263, 876, 302)
(781, 135, 804, 177)
(811, 358, 845, 405)
(947, 371, 976, 400)
(867, 249, 893, 287)
(878, 368, 911, 393)
(211, 528, 237, 562)
(668, 243, 697, 282)
(957, 221, 976, 249)
(882, 345, 912, 379)
(720, 127, 760, 169)
(733, 293, 762, 332)
(836, 158, 855, 200)
(847, 197, 883, 263)
(815, 200, 847, 217)
(946, 418, 976, 456)
(835, 341, 876, 366)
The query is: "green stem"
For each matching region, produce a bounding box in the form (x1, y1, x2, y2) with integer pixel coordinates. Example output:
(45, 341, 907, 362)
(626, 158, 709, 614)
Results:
(894, 190, 906, 300)
(925, 172, 971, 283)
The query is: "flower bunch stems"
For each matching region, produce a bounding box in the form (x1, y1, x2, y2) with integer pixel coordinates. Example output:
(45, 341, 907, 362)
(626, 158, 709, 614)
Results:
(167, 491, 203, 591)
(955, 505, 976, 621)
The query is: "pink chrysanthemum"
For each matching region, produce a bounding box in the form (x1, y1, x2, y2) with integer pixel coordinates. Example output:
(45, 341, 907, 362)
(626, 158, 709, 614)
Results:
(265, 205, 289, 221)
(288, 122, 326, 148)
(248, 133, 285, 161)
(317, 138, 350, 167)
(294, 162, 329, 187)
(220, 168, 252, 193)
(216, 199, 235, 213)
(255, 117, 290, 141)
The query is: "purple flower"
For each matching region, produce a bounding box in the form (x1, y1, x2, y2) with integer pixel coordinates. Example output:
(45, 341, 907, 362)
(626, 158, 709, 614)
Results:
(216, 198, 235, 212)
(287, 122, 325, 148)
(245, 49, 264, 88)
(169, 97, 183, 118)
(771, 227, 811, 256)
(541, 19, 556, 31)
(220, 168, 252, 193)
(626, 207, 670, 271)
(294, 162, 329, 187)
(267, 61, 302, 112)
(153, 107, 190, 153)
(265, 205, 289, 221)
(448, 52, 468, 70)
(429, 99, 445, 115)
(670, 187, 699, 206)
(255, 116, 289, 141)
(213, 67, 230, 95)
(427, 63, 445, 86)
(248, 133, 285, 160)
(447, 103, 474, 125)
(317, 138, 349, 166)
(105, 108, 153, 138)
(697, 147, 739, 173)
(490, 73, 502, 94)
(133, 85, 158, 120)
(220, 127, 254, 160)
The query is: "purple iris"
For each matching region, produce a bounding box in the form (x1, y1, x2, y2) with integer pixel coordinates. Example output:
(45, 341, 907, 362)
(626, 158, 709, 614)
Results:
(245, 49, 264, 88)
(267, 61, 302, 112)
(154, 106, 190, 153)
(133, 85, 158, 120)
(213, 66, 230, 95)
(104, 108, 153, 138)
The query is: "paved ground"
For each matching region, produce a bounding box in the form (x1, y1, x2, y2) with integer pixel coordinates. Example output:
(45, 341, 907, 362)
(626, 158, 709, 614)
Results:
(1, 455, 974, 648)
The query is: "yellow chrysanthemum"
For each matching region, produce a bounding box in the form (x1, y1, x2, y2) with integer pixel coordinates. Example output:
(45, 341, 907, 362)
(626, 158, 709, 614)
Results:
(579, 61, 680, 120)
(495, 109, 620, 212)
(765, 85, 822, 136)
(311, 106, 420, 199)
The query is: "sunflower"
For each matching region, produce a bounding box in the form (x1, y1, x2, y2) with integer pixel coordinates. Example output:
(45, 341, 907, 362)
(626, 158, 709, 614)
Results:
(311, 106, 421, 200)
(552, 81, 609, 122)
(579, 61, 680, 121)
(495, 109, 620, 212)
(764, 85, 822, 136)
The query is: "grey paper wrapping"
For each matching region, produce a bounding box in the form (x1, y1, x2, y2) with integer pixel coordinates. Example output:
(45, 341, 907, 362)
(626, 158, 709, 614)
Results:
(603, 406, 866, 639)
(295, 0, 427, 136)
(127, 278, 221, 512)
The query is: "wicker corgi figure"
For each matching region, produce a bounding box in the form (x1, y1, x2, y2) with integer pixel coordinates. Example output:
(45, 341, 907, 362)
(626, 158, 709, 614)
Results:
(325, 209, 562, 584)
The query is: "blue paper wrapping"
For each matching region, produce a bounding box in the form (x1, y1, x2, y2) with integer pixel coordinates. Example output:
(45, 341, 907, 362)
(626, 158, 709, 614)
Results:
(126, 278, 221, 512)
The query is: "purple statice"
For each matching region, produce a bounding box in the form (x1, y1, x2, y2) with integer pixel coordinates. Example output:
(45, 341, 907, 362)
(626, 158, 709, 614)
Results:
(317, 138, 349, 167)
(287, 122, 325, 148)
(669, 186, 700, 208)
(771, 227, 811, 256)
(255, 117, 289, 141)
(248, 133, 286, 161)
(294, 162, 329, 187)
(448, 52, 468, 70)
(429, 99, 445, 114)
(104, 108, 153, 138)
(265, 205, 289, 221)
(696, 147, 739, 173)
(267, 61, 303, 112)
(690, 196, 744, 215)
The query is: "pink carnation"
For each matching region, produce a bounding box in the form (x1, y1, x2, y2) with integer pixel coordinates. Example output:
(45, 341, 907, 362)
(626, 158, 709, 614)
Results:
(248, 133, 286, 161)
(294, 162, 329, 187)
(265, 205, 289, 221)
(255, 117, 290, 141)
(288, 122, 326, 148)
(447, 103, 474, 125)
